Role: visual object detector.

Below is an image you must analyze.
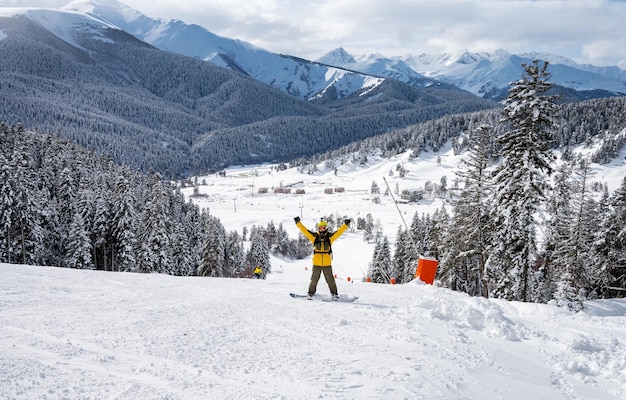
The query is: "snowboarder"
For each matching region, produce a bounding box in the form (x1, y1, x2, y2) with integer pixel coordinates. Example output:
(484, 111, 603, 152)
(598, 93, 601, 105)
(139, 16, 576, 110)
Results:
(294, 217, 350, 300)
(254, 265, 263, 279)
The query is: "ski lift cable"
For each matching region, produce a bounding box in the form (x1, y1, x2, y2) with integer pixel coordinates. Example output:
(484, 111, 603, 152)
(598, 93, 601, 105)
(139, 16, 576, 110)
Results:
(382, 176, 424, 259)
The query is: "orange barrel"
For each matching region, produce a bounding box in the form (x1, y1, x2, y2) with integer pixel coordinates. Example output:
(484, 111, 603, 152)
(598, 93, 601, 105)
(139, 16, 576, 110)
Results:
(390, 278, 396, 285)
(415, 257, 438, 284)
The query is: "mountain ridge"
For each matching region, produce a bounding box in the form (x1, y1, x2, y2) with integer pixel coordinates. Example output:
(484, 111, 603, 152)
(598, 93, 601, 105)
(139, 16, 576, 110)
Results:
(320, 48, 626, 100)
(51, 0, 626, 100)
(56, 0, 390, 101)
(2, 1, 625, 101)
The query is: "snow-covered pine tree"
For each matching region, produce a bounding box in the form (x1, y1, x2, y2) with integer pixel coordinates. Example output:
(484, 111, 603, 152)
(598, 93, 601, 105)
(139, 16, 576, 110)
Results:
(92, 179, 113, 271)
(245, 232, 271, 277)
(167, 190, 197, 276)
(362, 213, 375, 243)
(489, 60, 559, 302)
(0, 124, 252, 278)
(224, 231, 245, 277)
(0, 146, 16, 264)
(111, 175, 137, 272)
(137, 175, 172, 273)
(594, 176, 626, 298)
(369, 235, 393, 283)
(66, 184, 96, 269)
(271, 222, 291, 257)
(38, 183, 61, 267)
(9, 138, 46, 265)
(442, 124, 494, 297)
(184, 199, 207, 275)
(431, 205, 449, 260)
(540, 163, 573, 303)
(371, 180, 380, 194)
(393, 226, 417, 284)
(36, 138, 62, 267)
(56, 166, 76, 254)
(410, 212, 434, 257)
(199, 214, 227, 277)
(65, 210, 94, 269)
(265, 221, 278, 249)
(548, 159, 598, 309)
(170, 223, 192, 276)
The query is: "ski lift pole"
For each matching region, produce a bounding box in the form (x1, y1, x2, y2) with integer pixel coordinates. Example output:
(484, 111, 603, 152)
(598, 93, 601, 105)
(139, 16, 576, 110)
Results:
(382, 176, 422, 258)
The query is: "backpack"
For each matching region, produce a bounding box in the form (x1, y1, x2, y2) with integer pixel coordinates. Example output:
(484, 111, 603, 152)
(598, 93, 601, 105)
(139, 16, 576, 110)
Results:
(313, 231, 332, 255)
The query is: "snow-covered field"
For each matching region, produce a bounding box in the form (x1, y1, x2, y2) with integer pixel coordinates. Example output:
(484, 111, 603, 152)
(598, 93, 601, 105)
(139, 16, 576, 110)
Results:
(2, 261, 626, 399)
(2, 146, 626, 399)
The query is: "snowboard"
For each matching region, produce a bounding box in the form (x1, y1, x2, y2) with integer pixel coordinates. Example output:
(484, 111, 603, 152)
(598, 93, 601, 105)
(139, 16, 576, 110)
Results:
(289, 293, 358, 302)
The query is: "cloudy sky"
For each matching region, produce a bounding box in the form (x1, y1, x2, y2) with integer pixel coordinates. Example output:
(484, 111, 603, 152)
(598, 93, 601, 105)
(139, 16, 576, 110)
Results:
(3, 0, 626, 68)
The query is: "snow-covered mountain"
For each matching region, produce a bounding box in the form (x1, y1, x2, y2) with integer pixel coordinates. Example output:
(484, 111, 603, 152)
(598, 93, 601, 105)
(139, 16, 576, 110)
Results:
(318, 48, 427, 84)
(320, 47, 626, 99)
(0, 3, 120, 50)
(52, 0, 386, 101)
(403, 49, 626, 99)
(0, 0, 390, 101)
(4, 0, 624, 101)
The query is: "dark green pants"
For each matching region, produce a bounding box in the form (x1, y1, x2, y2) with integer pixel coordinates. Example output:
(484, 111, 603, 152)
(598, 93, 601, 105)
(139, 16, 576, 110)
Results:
(308, 266, 338, 296)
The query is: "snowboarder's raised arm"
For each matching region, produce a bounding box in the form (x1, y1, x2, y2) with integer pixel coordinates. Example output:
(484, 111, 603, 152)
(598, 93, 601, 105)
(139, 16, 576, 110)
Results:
(294, 216, 315, 242)
(329, 218, 350, 244)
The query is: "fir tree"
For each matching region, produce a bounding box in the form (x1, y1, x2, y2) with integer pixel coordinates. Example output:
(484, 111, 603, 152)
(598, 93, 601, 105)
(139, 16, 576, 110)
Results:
(65, 210, 94, 269)
(443, 124, 493, 297)
(369, 236, 393, 283)
(246, 232, 271, 277)
(540, 163, 573, 303)
(224, 231, 245, 277)
(549, 159, 598, 308)
(363, 213, 375, 243)
(410, 212, 433, 258)
(271, 222, 291, 257)
(0, 149, 16, 264)
(594, 176, 626, 298)
(393, 227, 417, 284)
(92, 183, 113, 271)
(431, 206, 449, 261)
(8, 139, 46, 265)
(111, 176, 137, 272)
(489, 60, 559, 302)
(199, 215, 227, 277)
(371, 180, 380, 194)
(137, 176, 172, 273)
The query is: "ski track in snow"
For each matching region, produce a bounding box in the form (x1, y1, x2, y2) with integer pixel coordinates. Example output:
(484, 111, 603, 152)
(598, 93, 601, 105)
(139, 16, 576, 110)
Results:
(2, 262, 626, 400)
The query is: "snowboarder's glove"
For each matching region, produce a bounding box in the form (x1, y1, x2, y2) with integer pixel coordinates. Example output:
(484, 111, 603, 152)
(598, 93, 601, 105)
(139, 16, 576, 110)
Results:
(294, 216, 300, 223)
(344, 218, 350, 226)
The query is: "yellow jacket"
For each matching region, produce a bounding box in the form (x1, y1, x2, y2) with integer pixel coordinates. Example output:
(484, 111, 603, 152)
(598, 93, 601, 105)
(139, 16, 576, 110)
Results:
(296, 221, 349, 267)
